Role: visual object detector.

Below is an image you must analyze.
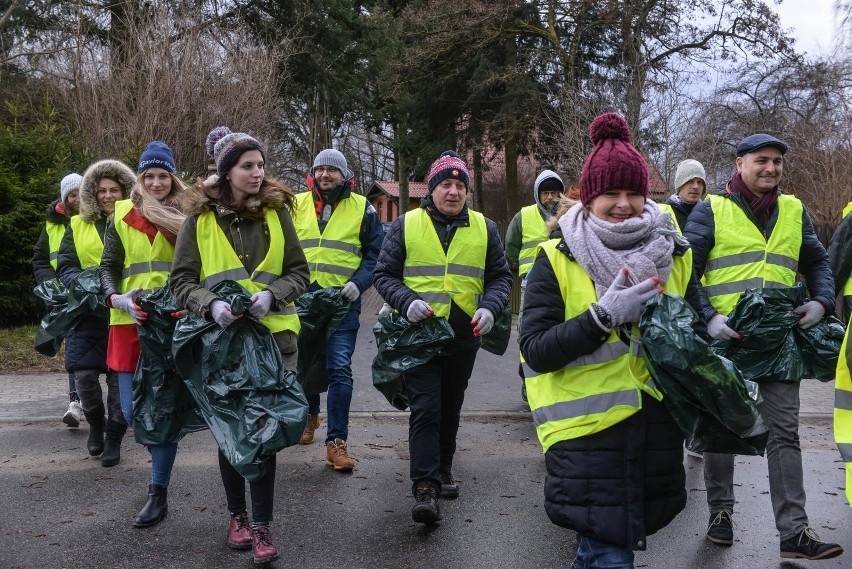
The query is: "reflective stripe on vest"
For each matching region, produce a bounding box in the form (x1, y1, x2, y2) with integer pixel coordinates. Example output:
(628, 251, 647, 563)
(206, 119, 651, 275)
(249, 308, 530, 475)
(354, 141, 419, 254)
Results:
(69, 216, 104, 269)
(196, 208, 300, 333)
(402, 208, 487, 319)
(524, 238, 692, 453)
(834, 324, 852, 507)
(110, 200, 174, 326)
(46, 220, 66, 270)
(704, 194, 802, 316)
(292, 191, 365, 287)
(518, 205, 549, 277)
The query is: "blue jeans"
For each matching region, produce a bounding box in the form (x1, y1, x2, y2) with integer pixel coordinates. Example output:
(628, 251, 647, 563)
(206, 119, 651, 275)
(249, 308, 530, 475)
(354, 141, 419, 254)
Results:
(151, 443, 178, 487)
(118, 371, 134, 426)
(573, 535, 635, 569)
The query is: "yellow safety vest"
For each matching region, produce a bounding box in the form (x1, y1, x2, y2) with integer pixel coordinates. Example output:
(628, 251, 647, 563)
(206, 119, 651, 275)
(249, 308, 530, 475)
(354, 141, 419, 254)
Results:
(524, 239, 692, 453)
(292, 191, 365, 287)
(402, 207, 487, 319)
(834, 326, 852, 507)
(843, 202, 852, 219)
(518, 205, 549, 278)
(703, 194, 802, 316)
(196, 208, 300, 334)
(109, 200, 174, 326)
(657, 203, 681, 233)
(841, 202, 852, 296)
(46, 219, 67, 270)
(69, 216, 104, 269)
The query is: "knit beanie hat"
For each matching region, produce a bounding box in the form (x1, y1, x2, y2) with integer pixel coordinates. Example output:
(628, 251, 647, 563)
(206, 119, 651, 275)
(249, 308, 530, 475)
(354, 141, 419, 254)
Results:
(60, 173, 82, 203)
(673, 159, 706, 194)
(207, 127, 264, 176)
(579, 113, 648, 205)
(312, 148, 352, 179)
(426, 150, 470, 193)
(137, 141, 176, 174)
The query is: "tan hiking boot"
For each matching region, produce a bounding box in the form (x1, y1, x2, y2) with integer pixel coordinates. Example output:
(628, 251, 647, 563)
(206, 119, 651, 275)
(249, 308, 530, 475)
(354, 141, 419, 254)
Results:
(299, 414, 320, 445)
(326, 438, 355, 471)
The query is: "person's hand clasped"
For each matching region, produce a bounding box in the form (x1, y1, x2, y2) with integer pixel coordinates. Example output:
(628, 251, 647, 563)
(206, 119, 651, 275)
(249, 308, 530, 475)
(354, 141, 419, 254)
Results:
(210, 299, 241, 328)
(110, 288, 147, 324)
(793, 300, 825, 329)
(341, 281, 360, 302)
(596, 269, 662, 326)
(471, 308, 494, 336)
(406, 299, 433, 323)
(707, 313, 742, 341)
(249, 290, 274, 318)
(378, 302, 392, 316)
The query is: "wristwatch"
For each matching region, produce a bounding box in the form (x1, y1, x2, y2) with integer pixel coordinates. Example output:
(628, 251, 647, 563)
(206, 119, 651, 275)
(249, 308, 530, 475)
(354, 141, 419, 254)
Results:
(590, 302, 613, 331)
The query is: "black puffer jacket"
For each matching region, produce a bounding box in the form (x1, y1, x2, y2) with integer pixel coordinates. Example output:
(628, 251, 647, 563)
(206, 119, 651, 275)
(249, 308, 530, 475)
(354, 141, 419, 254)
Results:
(827, 212, 852, 322)
(373, 201, 512, 353)
(519, 239, 698, 550)
(683, 190, 835, 322)
(662, 195, 697, 231)
(32, 199, 70, 284)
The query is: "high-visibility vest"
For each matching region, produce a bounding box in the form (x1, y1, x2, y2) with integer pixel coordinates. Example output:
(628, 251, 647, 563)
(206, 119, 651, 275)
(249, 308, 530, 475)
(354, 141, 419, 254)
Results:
(46, 219, 67, 270)
(402, 207, 487, 319)
(69, 216, 104, 269)
(292, 191, 365, 287)
(196, 208, 300, 334)
(843, 202, 852, 219)
(842, 202, 852, 297)
(524, 239, 692, 453)
(109, 200, 174, 326)
(657, 202, 682, 233)
(703, 194, 802, 316)
(834, 326, 852, 507)
(518, 205, 549, 278)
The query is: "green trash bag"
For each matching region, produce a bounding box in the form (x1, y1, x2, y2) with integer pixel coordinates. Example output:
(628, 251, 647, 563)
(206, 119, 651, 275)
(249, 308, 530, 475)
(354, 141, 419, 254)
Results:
(33, 278, 69, 356)
(172, 280, 308, 481)
(639, 293, 768, 455)
(371, 313, 455, 410)
(713, 285, 843, 383)
(294, 288, 350, 396)
(132, 285, 206, 446)
(479, 306, 512, 356)
(33, 268, 106, 356)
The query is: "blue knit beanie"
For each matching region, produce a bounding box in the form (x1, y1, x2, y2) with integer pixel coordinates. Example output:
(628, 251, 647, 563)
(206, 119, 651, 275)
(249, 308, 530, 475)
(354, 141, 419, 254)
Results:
(137, 141, 176, 174)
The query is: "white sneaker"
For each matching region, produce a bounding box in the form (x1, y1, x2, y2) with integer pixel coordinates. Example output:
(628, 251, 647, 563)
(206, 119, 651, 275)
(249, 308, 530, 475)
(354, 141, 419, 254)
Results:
(63, 400, 84, 428)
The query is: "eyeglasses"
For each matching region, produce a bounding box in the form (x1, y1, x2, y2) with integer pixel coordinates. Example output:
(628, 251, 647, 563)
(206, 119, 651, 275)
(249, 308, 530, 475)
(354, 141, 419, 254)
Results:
(314, 167, 340, 175)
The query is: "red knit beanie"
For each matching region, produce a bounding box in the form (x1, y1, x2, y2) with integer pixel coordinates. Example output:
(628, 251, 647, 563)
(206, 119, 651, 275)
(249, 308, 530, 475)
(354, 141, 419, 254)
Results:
(579, 113, 648, 205)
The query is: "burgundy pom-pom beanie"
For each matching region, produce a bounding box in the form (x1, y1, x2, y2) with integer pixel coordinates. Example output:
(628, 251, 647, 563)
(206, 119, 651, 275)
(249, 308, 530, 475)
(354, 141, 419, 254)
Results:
(579, 113, 648, 205)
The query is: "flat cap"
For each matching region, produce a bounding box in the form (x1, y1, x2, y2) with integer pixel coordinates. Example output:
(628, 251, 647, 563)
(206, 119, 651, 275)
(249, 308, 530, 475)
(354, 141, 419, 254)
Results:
(736, 133, 788, 157)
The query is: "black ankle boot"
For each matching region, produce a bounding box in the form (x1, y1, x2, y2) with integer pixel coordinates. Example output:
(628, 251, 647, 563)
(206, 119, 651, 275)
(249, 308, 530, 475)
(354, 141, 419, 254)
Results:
(83, 408, 105, 456)
(100, 420, 127, 467)
(134, 484, 168, 527)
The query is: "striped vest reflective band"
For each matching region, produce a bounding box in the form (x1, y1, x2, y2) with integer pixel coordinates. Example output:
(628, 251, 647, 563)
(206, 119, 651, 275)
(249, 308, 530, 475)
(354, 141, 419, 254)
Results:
(834, 325, 852, 507)
(69, 216, 104, 269)
(196, 208, 299, 334)
(704, 194, 802, 316)
(109, 200, 174, 326)
(46, 220, 66, 270)
(518, 205, 549, 278)
(657, 203, 681, 233)
(292, 191, 365, 287)
(402, 208, 487, 319)
(524, 239, 692, 453)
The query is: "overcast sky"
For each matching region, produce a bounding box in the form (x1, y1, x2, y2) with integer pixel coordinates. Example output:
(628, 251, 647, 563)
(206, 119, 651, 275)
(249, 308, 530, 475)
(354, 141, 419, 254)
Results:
(772, 0, 841, 56)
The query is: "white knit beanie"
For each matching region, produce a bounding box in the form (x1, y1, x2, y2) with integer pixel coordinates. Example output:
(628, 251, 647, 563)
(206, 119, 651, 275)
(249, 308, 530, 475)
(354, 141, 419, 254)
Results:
(60, 173, 83, 203)
(673, 159, 706, 194)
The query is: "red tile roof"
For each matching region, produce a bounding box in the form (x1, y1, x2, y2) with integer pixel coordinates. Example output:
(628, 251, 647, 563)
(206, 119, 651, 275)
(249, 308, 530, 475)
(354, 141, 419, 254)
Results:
(369, 181, 429, 199)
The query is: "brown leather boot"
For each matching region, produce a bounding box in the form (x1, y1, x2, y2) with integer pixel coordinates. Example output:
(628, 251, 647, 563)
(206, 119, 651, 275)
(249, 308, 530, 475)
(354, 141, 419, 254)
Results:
(299, 414, 320, 445)
(325, 438, 355, 471)
(227, 512, 252, 550)
(251, 525, 279, 564)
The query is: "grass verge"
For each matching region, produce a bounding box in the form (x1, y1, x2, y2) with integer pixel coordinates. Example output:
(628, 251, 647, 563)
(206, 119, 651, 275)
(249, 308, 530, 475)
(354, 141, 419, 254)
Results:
(0, 326, 65, 374)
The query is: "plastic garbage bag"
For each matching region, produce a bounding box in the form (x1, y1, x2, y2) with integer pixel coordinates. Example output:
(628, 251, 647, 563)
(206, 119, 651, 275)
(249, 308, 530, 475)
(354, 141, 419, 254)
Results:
(34, 268, 106, 356)
(372, 313, 455, 410)
(479, 306, 512, 356)
(639, 293, 768, 455)
(33, 278, 68, 356)
(294, 288, 350, 396)
(132, 285, 206, 446)
(172, 281, 308, 481)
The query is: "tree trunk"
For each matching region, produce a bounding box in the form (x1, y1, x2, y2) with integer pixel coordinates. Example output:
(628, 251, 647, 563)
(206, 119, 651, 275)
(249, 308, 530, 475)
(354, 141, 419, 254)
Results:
(399, 150, 409, 214)
(505, 137, 519, 222)
(472, 147, 484, 213)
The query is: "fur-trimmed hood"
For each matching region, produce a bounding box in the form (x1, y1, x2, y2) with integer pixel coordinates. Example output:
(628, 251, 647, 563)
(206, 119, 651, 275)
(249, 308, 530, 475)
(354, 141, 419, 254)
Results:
(181, 178, 290, 218)
(78, 159, 136, 222)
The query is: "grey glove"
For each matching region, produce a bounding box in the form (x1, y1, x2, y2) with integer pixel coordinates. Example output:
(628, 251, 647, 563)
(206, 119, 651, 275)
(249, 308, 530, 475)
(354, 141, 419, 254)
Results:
(596, 269, 661, 326)
(406, 299, 433, 323)
(341, 281, 360, 302)
(793, 300, 825, 329)
(249, 290, 274, 318)
(378, 302, 393, 316)
(210, 299, 239, 328)
(707, 313, 741, 341)
(471, 307, 495, 336)
(110, 288, 147, 324)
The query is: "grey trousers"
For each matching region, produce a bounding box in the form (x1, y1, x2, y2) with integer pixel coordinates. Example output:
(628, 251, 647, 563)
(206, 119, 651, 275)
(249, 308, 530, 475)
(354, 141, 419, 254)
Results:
(704, 381, 808, 540)
(74, 368, 126, 426)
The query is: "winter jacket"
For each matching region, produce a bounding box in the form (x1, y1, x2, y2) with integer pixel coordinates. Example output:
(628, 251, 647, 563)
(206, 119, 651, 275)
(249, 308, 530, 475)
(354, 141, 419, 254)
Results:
(519, 238, 698, 550)
(32, 199, 71, 284)
(373, 200, 512, 353)
(662, 194, 698, 232)
(504, 170, 561, 274)
(828, 211, 852, 322)
(683, 188, 834, 322)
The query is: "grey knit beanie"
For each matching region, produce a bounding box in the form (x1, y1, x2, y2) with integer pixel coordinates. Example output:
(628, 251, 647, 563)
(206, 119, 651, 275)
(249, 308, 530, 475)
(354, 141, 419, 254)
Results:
(312, 149, 352, 179)
(60, 173, 82, 203)
(673, 159, 706, 194)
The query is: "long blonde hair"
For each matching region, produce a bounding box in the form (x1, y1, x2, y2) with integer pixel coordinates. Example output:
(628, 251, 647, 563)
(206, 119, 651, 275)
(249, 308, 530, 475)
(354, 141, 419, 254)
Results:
(547, 188, 581, 233)
(131, 172, 187, 235)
